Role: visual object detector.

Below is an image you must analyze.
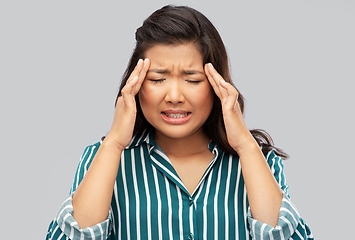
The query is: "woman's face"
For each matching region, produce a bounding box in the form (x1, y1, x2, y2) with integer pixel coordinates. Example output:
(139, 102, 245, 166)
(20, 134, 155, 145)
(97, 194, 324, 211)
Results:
(139, 43, 214, 141)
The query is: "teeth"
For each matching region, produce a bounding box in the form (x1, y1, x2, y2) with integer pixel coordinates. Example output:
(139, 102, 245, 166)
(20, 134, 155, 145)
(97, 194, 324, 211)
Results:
(164, 113, 188, 118)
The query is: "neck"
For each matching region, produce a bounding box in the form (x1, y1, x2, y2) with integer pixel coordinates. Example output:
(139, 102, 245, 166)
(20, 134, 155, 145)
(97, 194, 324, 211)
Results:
(154, 129, 211, 158)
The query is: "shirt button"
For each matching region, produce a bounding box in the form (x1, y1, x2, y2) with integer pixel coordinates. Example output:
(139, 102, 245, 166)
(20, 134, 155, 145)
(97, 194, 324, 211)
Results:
(187, 233, 194, 240)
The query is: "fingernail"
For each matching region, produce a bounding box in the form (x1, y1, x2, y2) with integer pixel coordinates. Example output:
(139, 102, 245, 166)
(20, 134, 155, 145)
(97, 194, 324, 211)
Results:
(209, 63, 214, 68)
(137, 59, 143, 66)
(144, 58, 149, 64)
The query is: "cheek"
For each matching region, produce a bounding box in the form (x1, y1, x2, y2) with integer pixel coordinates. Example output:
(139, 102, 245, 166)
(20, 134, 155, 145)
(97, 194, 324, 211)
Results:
(189, 85, 214, 109)
(139, 84, 159, 110)
(138, 86, 150, 110)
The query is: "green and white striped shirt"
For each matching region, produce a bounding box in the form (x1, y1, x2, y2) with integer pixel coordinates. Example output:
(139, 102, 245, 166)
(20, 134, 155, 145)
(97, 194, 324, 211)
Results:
(46, 129, 313, 240)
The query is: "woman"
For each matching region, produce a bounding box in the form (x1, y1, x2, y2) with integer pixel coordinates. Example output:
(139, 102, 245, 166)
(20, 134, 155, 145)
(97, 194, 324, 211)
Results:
(47, 5, 313, 240)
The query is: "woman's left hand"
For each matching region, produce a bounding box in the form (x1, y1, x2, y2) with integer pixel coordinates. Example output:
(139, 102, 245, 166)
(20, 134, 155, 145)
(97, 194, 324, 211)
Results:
(204, 63, 256, 154)
(205, 63, 283, 227)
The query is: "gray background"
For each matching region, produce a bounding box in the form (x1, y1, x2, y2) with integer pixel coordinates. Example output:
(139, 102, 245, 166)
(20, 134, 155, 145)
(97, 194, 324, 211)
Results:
(1, 0, 354, 239)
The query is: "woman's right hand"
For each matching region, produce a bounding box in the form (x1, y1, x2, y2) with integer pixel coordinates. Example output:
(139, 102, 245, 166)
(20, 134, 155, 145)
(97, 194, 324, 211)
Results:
(71, 58, 150, 229)
(105, 58, 150, 151)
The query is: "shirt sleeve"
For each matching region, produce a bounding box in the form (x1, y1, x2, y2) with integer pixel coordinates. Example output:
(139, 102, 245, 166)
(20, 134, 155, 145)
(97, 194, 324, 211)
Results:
(246, 151, 314, 240)
(46, 142, 114, 240)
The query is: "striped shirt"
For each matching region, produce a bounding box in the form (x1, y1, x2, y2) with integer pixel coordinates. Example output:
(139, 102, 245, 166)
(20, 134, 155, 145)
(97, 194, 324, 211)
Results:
(46, 129, 314, 240)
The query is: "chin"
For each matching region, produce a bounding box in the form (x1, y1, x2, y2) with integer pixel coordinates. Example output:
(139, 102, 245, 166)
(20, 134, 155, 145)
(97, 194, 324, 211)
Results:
(154, 125, 204, 140)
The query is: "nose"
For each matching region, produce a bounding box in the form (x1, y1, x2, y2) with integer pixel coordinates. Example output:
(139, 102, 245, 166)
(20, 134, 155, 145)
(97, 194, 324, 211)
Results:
(164, 81, 185, 104)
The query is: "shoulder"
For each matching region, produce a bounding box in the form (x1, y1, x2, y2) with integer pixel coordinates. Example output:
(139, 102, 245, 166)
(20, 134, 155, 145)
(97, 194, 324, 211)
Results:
(260, 149, 286, 175)
(79, 141, 102, 165)
(265, 149, 278, 160)
(83, 141, 101, 155)
(69, 140, 102, 194)
(263, 149, 284, 164)
(86, 141, 102, 150)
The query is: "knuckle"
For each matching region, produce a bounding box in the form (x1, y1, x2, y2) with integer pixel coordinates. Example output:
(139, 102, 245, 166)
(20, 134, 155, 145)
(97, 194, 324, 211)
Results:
(121, 90, 129, 97)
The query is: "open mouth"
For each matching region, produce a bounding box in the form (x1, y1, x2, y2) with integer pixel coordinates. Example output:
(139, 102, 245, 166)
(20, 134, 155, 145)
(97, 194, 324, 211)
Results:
(162, 112, 190, 118)
(161, 111, 191, 124)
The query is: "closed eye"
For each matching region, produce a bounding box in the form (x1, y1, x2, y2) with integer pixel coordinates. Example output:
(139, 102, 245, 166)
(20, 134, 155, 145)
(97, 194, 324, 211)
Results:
(186, 80, 202, 85)
(148, 79, 165, 83)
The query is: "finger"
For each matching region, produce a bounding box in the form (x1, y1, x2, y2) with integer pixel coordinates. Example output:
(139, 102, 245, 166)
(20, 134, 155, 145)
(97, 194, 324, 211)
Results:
(122, 75, 139, 96)
(219, 78, 239, 98)
(205, 63, 222, 99)
(205, 63, 228, 101)
(219, 78, 239, 111)
(218, 81, 229, 103)
(120, 58, 146, 98)
(120, 58, 150, 108)
(120, 76, 139, 110)
(133, 58, 150, 94)
(126, 59, 144, 85)
(205, 63, 240, 110)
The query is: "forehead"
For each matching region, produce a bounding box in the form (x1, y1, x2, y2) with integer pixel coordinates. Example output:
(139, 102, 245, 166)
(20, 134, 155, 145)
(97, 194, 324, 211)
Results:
(144, 43, 203, 67)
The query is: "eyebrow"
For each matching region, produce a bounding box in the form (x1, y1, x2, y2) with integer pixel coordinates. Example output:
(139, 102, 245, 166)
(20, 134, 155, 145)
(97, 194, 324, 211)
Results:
(147, 69, 168, 74)
(147, 69, 204, 75)
(182, 70, 204, 75)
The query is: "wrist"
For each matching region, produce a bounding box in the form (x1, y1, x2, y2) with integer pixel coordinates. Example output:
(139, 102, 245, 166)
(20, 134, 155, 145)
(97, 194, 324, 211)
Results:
(233, 134, 261, 157)
(101, 135, 127, 153)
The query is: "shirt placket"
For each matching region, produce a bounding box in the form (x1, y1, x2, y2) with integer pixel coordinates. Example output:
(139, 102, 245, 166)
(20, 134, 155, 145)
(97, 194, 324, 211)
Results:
(187, 196, 197, 240)
(189, 145, 220, 240)
(149, 143, 220, 240)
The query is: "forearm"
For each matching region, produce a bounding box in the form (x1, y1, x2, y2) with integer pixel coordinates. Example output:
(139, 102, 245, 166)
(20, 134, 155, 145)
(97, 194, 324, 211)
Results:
(72, 139, 122, 229)
(237, 135, 283, 227)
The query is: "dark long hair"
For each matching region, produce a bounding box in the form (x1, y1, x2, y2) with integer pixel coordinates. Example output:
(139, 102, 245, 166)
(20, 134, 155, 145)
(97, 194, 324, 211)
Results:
(116, 5, 288, 159)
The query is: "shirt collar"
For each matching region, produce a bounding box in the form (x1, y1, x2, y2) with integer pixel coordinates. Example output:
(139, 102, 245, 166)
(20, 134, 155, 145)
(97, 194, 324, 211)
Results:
(125, 128, 222, 156)
(125, 128, 156, 149)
